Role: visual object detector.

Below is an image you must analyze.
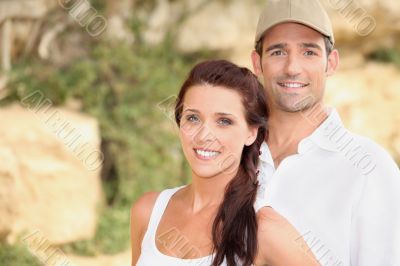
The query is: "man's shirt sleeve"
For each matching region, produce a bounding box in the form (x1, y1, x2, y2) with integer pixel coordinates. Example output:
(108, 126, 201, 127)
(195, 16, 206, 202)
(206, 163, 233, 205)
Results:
(350, 142, 400, 265)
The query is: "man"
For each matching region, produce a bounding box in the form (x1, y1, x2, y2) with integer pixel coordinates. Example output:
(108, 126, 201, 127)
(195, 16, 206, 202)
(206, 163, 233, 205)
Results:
(251, 0, 400, 265)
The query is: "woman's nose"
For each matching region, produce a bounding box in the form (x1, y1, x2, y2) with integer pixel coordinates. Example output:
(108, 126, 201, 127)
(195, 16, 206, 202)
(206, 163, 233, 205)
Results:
(193, 122, 216, 145)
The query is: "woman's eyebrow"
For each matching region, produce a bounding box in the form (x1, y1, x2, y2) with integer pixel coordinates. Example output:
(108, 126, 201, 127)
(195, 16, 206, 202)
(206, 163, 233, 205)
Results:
(183, 109, 237, 118)
(183, 108, 200, 113)
(215, 112, 237, 118)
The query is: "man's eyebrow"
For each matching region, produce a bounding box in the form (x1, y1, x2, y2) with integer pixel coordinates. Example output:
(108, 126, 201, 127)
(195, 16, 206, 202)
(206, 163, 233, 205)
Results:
(300, 42, 323, 51)
(265, 43, 287, 52)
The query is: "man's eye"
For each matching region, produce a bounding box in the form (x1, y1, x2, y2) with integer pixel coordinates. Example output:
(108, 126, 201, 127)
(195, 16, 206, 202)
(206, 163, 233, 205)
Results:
(218, 118, 232, 126)
(186, 115, 200, 123)
(305, 50, 317, 56)
(271, 50, 284, 56)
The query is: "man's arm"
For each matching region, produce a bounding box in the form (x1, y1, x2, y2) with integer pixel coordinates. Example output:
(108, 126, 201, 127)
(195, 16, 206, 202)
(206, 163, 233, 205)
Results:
(350, 144, 400, 265)
(256, 207, 320, 266)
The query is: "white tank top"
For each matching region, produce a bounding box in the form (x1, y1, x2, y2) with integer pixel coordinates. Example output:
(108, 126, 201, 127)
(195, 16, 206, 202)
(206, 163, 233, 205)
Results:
(136, 186, 226, 266)
(136, 185, 265, 266)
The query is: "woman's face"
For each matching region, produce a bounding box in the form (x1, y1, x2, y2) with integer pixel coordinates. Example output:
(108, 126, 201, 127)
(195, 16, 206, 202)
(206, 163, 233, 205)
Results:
(179, 84, 258, 180)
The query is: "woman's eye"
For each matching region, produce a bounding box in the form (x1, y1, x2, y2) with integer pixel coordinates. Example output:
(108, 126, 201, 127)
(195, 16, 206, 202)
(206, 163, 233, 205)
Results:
(186, 115, 200, 123)
(218, 118, 232, 126)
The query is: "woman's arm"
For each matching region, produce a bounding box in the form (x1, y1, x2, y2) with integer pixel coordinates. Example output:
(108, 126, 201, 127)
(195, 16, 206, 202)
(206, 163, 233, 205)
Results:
(255, 207, 320, 266)
(130, 192, 159, 266)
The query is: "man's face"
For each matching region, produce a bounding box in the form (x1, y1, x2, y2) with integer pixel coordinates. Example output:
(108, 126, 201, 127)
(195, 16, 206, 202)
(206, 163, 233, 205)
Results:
(252, 22, 338, 113)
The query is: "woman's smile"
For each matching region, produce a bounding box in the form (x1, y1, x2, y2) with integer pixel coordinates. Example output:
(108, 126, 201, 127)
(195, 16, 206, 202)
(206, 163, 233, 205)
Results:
(193, 148, 222, 161)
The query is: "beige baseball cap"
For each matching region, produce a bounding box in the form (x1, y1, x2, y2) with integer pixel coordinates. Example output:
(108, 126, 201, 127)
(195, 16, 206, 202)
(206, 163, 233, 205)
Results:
(255, 0, 334, 46)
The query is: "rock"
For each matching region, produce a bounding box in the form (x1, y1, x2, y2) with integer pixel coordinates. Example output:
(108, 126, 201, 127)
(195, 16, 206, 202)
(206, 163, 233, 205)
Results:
(176, 0, 259, 54)
(0, 0, 54, 21)
(142, 0, 173, 45)
(174, 0, 399, 57)
(322, 0, 400, 54)
(0, 103, 103, 244)
(174, 0, 261, 69)
(105, 0, 135, 43)
(326, 62, 400, 162)
(106, 16, 134, 44)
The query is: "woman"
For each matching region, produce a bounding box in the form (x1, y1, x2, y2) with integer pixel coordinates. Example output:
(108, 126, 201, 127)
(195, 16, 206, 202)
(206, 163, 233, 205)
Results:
(131, 60, 319, 266)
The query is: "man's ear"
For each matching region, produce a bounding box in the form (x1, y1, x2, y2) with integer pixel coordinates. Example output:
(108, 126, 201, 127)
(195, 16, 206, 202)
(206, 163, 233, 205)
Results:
(326, 49, 339, 76)
(251, 50, 263, 76)
(245, 126, 259, 146)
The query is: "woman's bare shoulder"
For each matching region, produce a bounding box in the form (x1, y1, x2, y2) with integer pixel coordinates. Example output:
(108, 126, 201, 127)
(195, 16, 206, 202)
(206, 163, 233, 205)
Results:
(130, 192, 160, 265)
(131, 191, 160, 227)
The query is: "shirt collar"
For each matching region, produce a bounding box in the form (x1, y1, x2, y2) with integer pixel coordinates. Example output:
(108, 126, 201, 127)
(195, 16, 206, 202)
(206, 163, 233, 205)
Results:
(307, 107, 343, 153)
(259, 108, 344, 163)
(259, 141, 273, 164)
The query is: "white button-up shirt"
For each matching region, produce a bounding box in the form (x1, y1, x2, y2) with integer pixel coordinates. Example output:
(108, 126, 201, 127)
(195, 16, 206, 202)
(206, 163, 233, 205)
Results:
(255, 108, 400, 266)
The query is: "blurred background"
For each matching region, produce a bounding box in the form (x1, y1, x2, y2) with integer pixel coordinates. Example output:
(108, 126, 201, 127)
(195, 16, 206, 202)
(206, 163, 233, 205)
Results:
(0, 0, 399, 265)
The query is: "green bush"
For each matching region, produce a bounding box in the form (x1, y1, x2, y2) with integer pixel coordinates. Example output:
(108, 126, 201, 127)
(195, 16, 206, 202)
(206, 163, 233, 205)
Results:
(2, 39, 216, 256)
(0, 244, 42, 266)
(368, 48, 400, 67)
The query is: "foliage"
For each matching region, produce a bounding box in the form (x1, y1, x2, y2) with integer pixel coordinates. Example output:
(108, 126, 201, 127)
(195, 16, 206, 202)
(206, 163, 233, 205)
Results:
(0, 244, 42, 266)
(2, 39, 216, 255)
(368, 47, 400, 67)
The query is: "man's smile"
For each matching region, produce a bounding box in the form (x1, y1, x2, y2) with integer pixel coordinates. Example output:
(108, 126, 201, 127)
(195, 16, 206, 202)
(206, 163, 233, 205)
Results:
(277, 81, 309, 89)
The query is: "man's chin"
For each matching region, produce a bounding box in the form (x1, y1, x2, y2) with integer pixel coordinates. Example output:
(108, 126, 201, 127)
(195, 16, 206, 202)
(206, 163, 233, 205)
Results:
(274, 94, 319, 113)
(277, 101, 316, 113)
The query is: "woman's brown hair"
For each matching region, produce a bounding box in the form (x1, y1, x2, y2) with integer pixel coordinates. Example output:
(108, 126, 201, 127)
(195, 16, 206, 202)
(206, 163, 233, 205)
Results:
(174, 60, 268, 266)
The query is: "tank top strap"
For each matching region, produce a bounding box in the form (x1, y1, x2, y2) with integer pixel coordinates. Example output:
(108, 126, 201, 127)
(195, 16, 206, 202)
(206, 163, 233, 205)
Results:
(142, 186, 185, 247)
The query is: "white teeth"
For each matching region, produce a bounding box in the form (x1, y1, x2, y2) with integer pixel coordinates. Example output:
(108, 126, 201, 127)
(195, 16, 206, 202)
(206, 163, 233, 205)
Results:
(195, 149, 220, 158)
(280, 83, 306, 88)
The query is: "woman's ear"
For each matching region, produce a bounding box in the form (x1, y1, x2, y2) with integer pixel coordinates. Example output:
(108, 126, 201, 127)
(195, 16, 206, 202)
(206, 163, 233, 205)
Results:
(245, 127, 259, 146)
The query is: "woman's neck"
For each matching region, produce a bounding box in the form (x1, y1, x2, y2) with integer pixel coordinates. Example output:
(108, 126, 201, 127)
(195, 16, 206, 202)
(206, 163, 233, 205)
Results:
(185, 170, 237, 213)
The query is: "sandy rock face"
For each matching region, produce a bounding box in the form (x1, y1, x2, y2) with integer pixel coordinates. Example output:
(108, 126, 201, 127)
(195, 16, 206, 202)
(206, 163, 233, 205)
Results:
(0, 104, 103, 244)
(174, 0, 400, 54)
(322, 0, 400, 53)
(326, 62, 400, 162)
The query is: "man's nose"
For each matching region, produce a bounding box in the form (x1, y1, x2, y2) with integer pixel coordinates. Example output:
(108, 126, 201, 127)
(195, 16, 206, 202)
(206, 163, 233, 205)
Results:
(284, 54, 302, 77)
